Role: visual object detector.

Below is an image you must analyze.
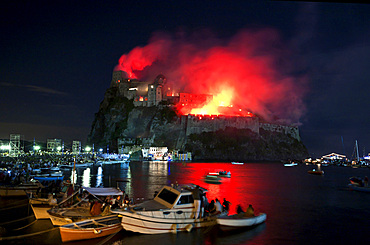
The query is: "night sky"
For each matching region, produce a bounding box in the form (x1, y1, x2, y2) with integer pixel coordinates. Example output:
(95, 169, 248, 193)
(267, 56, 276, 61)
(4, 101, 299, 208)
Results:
(1, 1, 369, 159)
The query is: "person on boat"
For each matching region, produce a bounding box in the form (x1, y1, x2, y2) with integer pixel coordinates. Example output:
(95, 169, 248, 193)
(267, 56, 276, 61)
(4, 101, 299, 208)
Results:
(90, 200, 103, 216)
(222, 198, 231, 213)
(208, 200, 216, 214)
(236, 204, 244, 214)
(192, 185, 201, 219)
(215, 198, 222, 214)
(202, 192, 209, 215)
(245, 204, 255, 217)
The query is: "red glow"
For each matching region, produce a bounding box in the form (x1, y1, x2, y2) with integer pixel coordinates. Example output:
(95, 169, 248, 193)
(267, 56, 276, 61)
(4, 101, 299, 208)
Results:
(115, 30, 307, 123)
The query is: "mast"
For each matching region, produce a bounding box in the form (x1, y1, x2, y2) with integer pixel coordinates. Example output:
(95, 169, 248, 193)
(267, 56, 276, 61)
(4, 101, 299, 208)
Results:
(356, 140, 359, 162)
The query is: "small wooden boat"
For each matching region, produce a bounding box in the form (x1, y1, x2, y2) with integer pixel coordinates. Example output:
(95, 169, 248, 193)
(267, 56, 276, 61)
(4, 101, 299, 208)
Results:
(59, 215, 122, 242)
(308, 169, 324, 175)
(217, 213, 266, 231)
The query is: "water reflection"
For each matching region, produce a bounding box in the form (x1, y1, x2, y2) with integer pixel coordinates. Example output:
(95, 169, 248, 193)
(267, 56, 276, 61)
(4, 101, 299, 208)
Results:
(96, 166, 103, 187)
(82, 167, 91, 187)
(70, 169, 77, 185)
(113, 224, 266, 245)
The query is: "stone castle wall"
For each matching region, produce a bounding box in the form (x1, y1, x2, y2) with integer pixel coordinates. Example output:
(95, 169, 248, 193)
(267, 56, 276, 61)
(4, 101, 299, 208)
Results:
(184, 115, 260, 136)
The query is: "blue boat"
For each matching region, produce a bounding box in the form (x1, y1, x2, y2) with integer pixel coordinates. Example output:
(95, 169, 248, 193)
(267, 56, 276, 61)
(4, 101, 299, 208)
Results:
(33, 175, 64, 182)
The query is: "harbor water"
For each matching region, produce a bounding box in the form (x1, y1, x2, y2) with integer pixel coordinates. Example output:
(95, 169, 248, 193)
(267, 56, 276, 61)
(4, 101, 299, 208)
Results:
(1, 161, 369, 244)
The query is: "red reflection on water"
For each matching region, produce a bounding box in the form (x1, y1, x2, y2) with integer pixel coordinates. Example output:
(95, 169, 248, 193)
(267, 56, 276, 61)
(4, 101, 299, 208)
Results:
(172, 162, 262, 215)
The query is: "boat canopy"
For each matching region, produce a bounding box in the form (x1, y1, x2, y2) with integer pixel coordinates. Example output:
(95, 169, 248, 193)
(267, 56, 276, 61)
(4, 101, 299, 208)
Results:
(83, 187, 123, 196)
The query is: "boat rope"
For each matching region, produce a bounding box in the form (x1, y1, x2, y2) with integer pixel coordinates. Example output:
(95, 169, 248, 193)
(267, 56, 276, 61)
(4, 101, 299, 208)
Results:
(56, 190, 80, 207)
(0, 227, 59, 241)
(0, 215, 34, 226)
(12, 219, 38, 231)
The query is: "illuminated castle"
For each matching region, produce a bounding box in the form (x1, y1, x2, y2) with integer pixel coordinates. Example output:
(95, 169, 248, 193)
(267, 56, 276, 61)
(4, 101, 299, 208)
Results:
(110, 71, 300, 141)
(111, 71, 214, 108)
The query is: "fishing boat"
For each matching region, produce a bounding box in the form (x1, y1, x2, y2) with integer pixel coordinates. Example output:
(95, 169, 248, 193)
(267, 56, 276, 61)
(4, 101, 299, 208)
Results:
(217, 213, 267, 231)
(59, 215, 122, 242)
(47, 186, 124, 226)
(112, 184, 222, 234)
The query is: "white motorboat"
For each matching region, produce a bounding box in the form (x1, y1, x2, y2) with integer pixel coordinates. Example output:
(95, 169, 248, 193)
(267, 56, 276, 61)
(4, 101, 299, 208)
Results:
(231, 162, 244, 165)
(112, 184, 221, 234)
(217, 213, 267, 231)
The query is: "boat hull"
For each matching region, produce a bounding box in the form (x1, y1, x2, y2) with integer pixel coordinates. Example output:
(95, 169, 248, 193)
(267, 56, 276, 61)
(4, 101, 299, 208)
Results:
(348, 184, 370, 193)
(115, 210, 217, 234)
(217, 213, 266, 231)
(59, 215, 122, 242)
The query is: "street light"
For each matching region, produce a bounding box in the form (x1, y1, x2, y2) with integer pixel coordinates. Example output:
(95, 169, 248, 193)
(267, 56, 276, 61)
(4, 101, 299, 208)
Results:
(85, 146, 91, 152)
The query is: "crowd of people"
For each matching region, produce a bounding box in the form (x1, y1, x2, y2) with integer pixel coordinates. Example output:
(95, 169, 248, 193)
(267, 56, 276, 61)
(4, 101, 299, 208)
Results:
(191, 185, 247, 219)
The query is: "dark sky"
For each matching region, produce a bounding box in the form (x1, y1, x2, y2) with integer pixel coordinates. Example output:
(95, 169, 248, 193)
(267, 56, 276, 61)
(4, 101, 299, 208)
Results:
(1, 1, 369, 158)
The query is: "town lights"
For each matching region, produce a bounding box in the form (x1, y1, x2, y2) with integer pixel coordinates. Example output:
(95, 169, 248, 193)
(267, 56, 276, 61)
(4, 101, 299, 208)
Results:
(0, 145, 11, 151)
(33, 145, 40, 151)
(57, 146, 62, 151)
(85, 146, 91, 152)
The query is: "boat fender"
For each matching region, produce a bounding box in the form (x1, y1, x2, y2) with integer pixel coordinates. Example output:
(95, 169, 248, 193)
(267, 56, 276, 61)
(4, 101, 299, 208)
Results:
(185, 224, 193, 232)
(94, 229, 102, 234)
(171, 224, 177, 234)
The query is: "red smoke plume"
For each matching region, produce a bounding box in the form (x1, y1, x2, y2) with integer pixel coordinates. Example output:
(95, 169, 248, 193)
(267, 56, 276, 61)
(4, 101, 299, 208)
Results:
(115, 29, 307, 124)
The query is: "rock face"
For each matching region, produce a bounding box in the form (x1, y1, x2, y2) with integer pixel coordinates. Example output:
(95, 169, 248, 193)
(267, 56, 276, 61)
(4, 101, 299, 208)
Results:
(88, 86, 309, 161)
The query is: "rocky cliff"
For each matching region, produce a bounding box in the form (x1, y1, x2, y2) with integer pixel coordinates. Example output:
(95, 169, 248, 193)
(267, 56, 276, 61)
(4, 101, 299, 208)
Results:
(88, 86, 309, 161)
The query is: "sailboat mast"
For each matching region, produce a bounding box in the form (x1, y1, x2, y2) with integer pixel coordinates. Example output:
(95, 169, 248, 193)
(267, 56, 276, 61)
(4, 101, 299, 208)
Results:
(356, 140, 359, 162)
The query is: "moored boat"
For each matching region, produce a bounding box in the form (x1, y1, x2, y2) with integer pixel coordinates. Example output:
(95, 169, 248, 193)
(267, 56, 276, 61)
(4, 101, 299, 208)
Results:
(348, 184, 370, 193)
(203, 174, 222, 184)
(349, 176, 363, 186)
(112, 184, 222, 234)
(59, 215, 122, 242)
(308, 169, 324, 175)
(217, 213, 267, 231)
(231, 162, 244, 165)
(208, 170, 231, 178)
(47, 186, 124, 226)
(0, 181, 42, 197)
